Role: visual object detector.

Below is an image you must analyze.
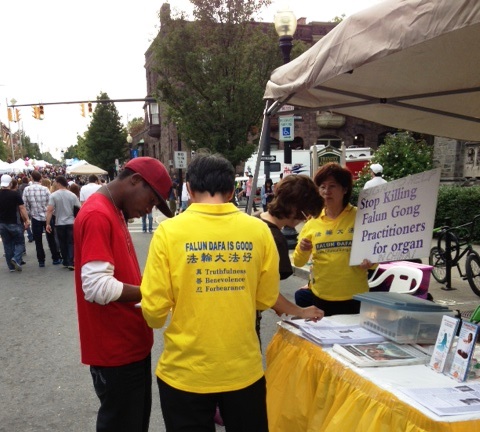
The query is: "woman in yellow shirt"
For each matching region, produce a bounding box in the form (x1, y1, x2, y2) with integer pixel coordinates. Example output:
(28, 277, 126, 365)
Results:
(293, 162, 372, 316)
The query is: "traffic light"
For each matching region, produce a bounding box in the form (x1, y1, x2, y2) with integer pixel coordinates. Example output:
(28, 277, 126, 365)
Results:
(7, 108, 13, 122)
(39, 105, 44, 120)
(87, 102, 93, 115)
(15, 109, 21, 122)
(32, 106, 40, 119)
(80, 103, 85, 117)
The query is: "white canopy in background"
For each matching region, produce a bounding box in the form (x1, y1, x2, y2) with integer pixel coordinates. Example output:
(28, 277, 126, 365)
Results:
(0, 161, 11, 174)
(8, 158, 30, 174)
(67, 162, 107, 175)
(66, 160, 88, 172)
(264, 0, 480, 141)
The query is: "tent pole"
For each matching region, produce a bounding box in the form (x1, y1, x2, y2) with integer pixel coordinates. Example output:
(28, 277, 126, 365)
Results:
(246, 100, 272, 215)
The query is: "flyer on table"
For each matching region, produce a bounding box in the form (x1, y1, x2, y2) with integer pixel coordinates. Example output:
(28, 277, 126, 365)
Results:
(350, 168, 441, 266)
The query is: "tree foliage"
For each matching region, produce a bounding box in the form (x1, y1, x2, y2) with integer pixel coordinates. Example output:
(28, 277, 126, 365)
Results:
(153, 0, 284, 166)
(128, 117, 145, 138)
(0, 136, 9, 161)
(352, 131, 433, 202)
(83, 92, 127, 178)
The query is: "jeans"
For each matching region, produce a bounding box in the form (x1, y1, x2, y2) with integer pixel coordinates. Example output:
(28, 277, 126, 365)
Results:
(31, 217, 61, 264)
(0, 223, 24, 270)
(26, 226, 33, 242)
(142, 212, 153, 232)
(56, 224, 74, 267)
(90, 354, 152, 432)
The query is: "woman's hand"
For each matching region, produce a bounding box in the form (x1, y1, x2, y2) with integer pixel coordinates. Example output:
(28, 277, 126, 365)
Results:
(359, 259, 373, 270)
(298, 238, 313, 252)
(297, 306, 324, 322)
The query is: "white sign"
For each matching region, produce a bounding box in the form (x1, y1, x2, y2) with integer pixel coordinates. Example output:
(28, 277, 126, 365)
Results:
(349, 168, 441, 265)
(279, 104, 294, 112)
(174, 151, 188, 169)
(279, 116, 294, 141)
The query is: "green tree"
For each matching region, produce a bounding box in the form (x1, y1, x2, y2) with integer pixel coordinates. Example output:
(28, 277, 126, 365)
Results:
(153, 0, 285, 166)
(128, 117, 144, 138)
(84, 92, 127, 178)
(352, 131, 433, 202)
(19, 133, 41, 160)
(0, 137, 8, 161)
(39, 151, 59, 164)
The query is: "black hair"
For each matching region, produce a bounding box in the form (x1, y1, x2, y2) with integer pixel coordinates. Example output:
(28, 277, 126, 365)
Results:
(55, 175, 69, 188)
(186, 153, 235, 196)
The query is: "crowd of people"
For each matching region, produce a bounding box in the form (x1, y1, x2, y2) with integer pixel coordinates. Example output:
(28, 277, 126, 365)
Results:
(0, 168, 104, 272)
(0, 155, 376, 431)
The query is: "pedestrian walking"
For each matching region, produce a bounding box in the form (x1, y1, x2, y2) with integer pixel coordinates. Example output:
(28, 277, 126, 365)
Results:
(364, 163, 388, 189)
(80, 174, 101, 204)
(22, 170, 62, 268)
(142, 211, 154, 233)
(0, 174, 30, 272)
(46, 176, 81, 270)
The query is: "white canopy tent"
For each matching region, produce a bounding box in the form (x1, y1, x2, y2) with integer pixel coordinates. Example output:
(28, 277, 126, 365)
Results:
(247, 0, 480, 213)
(68, 162, 107, 175)
(264, 0, 480, 141)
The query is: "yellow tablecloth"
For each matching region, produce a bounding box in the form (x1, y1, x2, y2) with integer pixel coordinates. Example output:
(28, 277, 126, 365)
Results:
(266, 327, 480, 432)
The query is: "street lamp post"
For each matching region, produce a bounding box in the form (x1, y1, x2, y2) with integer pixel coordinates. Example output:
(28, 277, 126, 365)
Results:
(274, 6, 297, 65)
(274, 5, 297, 167)
(127, 133, 134, 159)
(274, 5, 298, 250)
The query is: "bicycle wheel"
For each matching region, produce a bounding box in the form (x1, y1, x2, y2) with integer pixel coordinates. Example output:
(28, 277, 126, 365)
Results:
(437, 230, 461, 265)
(429, 246, 447, 284)
(465, 251, 480, 297)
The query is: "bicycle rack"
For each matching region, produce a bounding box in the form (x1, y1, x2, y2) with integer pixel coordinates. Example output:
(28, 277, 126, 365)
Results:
(439, 214, 480, 291)
(442, 232, 454, 291)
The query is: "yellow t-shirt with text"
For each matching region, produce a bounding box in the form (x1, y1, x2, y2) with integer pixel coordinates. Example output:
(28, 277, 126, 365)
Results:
(293, 204, 368, 301)
(141, 202, 279, 393)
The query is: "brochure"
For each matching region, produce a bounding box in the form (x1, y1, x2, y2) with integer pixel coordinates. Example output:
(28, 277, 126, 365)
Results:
(332, 341, 429, 367)
(429, 315, 460, 373)
(448, 321, 480, 382)
(284, 317, 386, 346)
(400, 383, 480, 416)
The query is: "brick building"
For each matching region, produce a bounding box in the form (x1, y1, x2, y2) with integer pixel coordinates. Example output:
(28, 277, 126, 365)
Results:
(140, 3, 473, 184)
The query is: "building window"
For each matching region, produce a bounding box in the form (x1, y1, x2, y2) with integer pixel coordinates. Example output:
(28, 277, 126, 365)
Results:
(317, 134, 341, 149)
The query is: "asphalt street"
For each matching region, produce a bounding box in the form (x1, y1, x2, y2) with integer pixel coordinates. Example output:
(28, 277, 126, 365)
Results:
(0, 213, 297, 432)
(1, 211, 480, 431)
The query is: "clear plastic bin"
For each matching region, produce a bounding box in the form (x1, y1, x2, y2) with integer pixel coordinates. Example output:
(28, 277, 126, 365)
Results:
(353, 292, 455, 344)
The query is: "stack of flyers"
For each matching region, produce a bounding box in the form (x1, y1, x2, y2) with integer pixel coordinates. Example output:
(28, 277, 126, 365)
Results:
(429, 315, 460, 373)
(448, 321, 480, 382)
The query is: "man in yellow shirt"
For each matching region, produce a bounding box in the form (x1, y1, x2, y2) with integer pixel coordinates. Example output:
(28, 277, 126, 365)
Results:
(141, 153, 279, 431)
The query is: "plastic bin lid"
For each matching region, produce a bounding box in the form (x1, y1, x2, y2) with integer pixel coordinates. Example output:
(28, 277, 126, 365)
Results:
(353, 292, 452, 312)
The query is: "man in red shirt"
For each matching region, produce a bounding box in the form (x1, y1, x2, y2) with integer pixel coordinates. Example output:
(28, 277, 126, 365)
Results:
(74, 157, 172, 431)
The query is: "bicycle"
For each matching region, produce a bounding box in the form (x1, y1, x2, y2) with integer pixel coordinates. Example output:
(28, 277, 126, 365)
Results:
(429, 214, 480, 297)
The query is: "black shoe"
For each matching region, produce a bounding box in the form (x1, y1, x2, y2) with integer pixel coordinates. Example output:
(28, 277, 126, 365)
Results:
(39, 262, 45, 268)
(21, 260, 26, 265)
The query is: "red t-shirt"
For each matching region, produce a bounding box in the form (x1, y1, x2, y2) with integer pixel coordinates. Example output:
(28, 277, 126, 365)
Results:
(73, 194, 153, 366)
